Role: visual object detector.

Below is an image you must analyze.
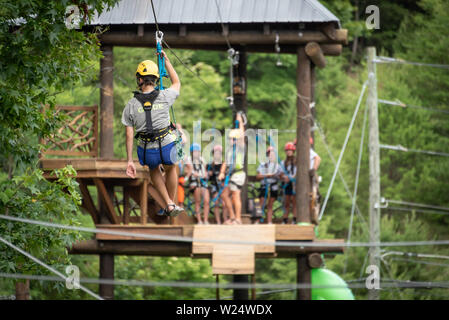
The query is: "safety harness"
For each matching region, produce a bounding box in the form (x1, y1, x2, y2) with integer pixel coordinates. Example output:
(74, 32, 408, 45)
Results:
(133, 90, 174, 166)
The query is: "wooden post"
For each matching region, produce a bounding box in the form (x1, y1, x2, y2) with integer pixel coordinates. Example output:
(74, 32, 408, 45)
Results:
(98, 46, 115, 300)
(367, 47, 380, 300)
(15, 280, 30, 300)
(296, 255, 311, 300)
(100, 45, 114, 159)
(99, 253, 114, 299)
(295, 47, 312, 224)
(233, 275, 249, 300)
(296, 46, 312, 300)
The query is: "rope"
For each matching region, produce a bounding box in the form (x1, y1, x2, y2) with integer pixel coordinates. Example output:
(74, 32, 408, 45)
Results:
(150, 0, 160, 35)
(316, 121, 370, 235)
(374, 56, 449, 70)
(0, 236, 102, 300)
(379, 144, 449, 158)
(344, 102, 368, 274)
(213, 0, 232, 51)
(1, 272, 449, 290)
(4, 214, 449, 248)
(319, 81, 368, 221)
(378, 99, 449, 115)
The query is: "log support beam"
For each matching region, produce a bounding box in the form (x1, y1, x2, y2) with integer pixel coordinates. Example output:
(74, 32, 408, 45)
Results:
(305, 42, 326, 68)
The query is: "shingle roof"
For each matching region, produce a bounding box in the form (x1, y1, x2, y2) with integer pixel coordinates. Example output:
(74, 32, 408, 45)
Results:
(89, 0, 340, 26)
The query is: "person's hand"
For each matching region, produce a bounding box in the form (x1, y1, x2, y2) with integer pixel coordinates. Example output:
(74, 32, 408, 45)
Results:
(126, 161, 136, 179)
(158, 50, 169, 62)
(218, 172, 225, 181)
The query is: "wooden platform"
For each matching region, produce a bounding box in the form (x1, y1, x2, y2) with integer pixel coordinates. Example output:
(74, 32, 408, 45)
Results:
(69, 224, 344, 259)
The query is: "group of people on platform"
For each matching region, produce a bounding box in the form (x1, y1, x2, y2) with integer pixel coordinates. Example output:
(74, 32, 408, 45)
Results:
(122, 51, 321, 224)
(175, 128, 321, 225)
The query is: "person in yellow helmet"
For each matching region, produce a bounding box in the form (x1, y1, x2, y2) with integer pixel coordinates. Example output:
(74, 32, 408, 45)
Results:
(122, 51, 183, 217)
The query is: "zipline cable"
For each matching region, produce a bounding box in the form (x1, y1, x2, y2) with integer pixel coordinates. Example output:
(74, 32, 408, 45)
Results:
(3, 214, 449, 248)
(378, 99, 449, 115)
(374, 56, 449, 70)
(380, 144, 449, 158)
(316, 121, 370, 236)
(319, 81, 368, 221)
(0, 236, 103, 300)
(1, 272, 449, 290)
(344, 101, 368, 274)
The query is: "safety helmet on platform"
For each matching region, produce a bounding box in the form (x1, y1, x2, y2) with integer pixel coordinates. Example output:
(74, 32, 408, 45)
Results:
(213, 145, 223, 153)
(284, 142, 296, 151)
(190, 143, 201, 153)
(136, 60, 159, 78)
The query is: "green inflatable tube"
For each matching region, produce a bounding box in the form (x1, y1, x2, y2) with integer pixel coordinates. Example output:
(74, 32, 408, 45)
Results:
(311, 268, 355, 300)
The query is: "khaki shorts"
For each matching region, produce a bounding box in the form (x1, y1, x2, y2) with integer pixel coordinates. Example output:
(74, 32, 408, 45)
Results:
(229, 171, 246, 192)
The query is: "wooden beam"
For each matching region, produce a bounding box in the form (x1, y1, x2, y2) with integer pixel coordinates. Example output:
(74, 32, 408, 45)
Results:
(307, 253, 324, 268)
(93, 178, 120, 224)
(69, 239, 344, 256)
(99, 30, 348, 47)
(305, 42, 326, 68)
(78, 180, 99, 224)
(137, 24, 144, 37)
(296, 47, 312, 223)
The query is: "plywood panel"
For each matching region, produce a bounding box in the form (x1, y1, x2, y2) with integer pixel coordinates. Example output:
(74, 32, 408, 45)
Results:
(212, 245, 254, 275)
(192, 225, 275, 254)
(275, 225, 315, 240)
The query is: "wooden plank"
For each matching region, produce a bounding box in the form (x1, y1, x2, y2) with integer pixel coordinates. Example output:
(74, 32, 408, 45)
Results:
(212, 245, 255, 275)
(95, 225, 184, 240)
(192, 225, 275, 255)
(275, 225, 315, 240)
(78, 180, 99, 224)
(93, 178, 120, 224)
(69, 238, 344, 256)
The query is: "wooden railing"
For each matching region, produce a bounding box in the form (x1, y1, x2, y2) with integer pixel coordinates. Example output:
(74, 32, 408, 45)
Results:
(41, 105, 98, 157)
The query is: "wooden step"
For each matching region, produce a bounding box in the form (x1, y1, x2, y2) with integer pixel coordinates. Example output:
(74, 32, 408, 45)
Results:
(212, 245, 254, 274)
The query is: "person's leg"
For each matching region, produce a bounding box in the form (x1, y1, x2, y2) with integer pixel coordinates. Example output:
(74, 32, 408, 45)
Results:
(149, 168, 172, 207)
(283, 195, 290, 220)
(212, 192, 221, 224)
(267, 197, 276, 224)
(163, 164, 177, 203)
(222, 187, 235, 222)
(292, 196, 297, 223)
(202, 188, 210, 224)
(148, 183, 166, 209)
(221, 198, 228, 222)
(193, 187, 202, 223)
(231, 189, 242, 223)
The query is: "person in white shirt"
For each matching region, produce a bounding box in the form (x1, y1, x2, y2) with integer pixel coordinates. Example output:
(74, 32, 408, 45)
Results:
(256, 146, 282, 224)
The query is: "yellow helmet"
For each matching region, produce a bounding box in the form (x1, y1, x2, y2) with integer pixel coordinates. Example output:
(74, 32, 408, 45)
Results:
(136, 60, 159, 78)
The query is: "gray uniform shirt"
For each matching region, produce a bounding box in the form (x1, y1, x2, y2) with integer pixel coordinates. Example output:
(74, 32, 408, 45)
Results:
(121, 88, 179, 149)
